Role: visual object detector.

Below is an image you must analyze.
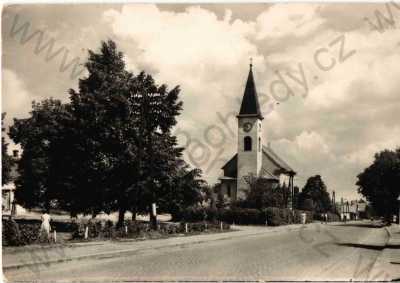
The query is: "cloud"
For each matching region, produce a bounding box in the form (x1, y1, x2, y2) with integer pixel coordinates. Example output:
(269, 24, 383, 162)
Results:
(103, 4, 265, 181)
(256, 4, 326, 40)
(2, 69, 35, 123)
(2, 69, 38, 152)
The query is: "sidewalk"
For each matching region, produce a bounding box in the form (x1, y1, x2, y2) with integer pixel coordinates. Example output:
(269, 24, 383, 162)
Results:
(383, 225, 400, 280)
(3, 223, 311, 271)
(370, 224, 400, 281)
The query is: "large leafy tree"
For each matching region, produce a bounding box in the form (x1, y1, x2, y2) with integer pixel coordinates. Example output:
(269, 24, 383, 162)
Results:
(9, 99, 74, 211)
(126, 71, 183, 225)
(68, 40, 139, 223)
(69, 40, 184, 226)
(298, 175, 332, 213)
(240, 174, 287, 209)
(10, 40, 190, 227)
(2, 113, 14, 185)
(357, 148, 400, 221)
(158, 160, 206, 217)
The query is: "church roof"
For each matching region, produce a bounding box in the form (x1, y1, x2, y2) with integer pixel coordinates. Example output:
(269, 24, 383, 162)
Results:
(262, 145, 295, 174)
(221, 144, 296, 179)
(237, 64, 264, 120)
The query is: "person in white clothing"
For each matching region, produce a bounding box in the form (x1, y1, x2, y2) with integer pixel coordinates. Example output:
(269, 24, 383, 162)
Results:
(40, 212, 51, 240)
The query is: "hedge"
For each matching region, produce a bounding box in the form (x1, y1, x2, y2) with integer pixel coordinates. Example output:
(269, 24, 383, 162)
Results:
(218, 208, 265, 225)
(177, 207, 315, 226)
(70, 219, 230, 240)
(172, 207, 218, 222)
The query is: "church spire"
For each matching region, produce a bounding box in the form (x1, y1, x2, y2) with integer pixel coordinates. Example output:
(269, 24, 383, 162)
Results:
(237, 61, 263, 120)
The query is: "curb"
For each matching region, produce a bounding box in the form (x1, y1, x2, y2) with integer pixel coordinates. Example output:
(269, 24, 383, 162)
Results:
(3, 224, 311, 271)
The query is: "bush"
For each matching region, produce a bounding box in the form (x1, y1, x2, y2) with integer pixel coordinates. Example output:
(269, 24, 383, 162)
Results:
(2, 219, 22, 246)
(173, 206, 218, 223)
(71, 220, 85, 239)
(71, 219, 114, 239)
(264, 207, 314, 226)
(182, 207, 207, 222)
(88, 220, 103, 238)
(2, 218, 54, 246)
(265, 207, 282, 226)
(219, 208, 265, 225)
(159, 222, 180, 234)
(125, 220, 151, 237)
(19, 222, 42, 244)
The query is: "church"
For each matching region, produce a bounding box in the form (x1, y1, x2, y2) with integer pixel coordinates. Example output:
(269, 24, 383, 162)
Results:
(219, 63, 296, 202)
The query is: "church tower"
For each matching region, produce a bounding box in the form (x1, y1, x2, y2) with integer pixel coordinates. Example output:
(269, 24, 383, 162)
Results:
(236, 62, 264, 199)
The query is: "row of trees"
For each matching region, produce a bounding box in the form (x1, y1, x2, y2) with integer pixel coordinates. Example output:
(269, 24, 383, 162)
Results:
(6, 40, 208, 226)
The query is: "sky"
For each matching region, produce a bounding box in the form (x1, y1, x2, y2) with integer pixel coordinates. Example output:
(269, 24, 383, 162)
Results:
(2, 3, 400, 201)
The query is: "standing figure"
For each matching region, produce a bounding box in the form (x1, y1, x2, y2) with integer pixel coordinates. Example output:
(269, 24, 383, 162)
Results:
(40, 212, 51, 240)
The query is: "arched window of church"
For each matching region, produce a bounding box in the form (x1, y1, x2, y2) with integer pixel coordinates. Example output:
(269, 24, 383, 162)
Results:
(258, 137, 261, 152)
(244, 136, 252, 151)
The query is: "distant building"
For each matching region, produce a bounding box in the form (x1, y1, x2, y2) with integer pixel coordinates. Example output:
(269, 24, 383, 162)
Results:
(2, 150, 26, 216)
(219, 63, 296, 202)
(337, 199, 366, 220)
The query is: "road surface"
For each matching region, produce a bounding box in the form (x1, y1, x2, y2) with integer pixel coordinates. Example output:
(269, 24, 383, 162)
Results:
(4, 221, 392, 281)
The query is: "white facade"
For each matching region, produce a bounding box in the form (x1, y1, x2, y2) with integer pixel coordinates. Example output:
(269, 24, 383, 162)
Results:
(237, 117, 263, 199)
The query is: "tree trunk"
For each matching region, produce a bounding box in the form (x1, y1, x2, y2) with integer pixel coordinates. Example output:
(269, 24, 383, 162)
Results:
(117, 208, 126, 228)
(150, 207, 157, 230)
(131, 208, 137, 221)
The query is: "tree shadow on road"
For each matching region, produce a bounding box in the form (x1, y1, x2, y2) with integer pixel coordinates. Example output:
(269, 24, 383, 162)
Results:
(333, 224, 384, 229)
(336, 243, 385, 250)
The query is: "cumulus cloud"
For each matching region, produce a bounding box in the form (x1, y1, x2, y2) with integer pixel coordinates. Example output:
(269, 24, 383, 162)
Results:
(2, 69, 38, 152)
(2, 69, 36, 124)
(256, 4, 326, 40)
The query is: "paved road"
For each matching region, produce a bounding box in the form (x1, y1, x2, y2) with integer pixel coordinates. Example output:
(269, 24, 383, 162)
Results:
(4, 221, 392, 281)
